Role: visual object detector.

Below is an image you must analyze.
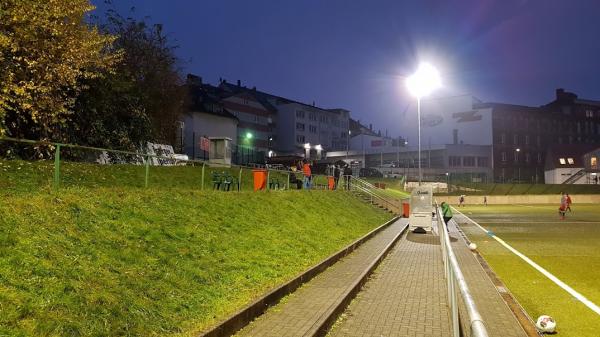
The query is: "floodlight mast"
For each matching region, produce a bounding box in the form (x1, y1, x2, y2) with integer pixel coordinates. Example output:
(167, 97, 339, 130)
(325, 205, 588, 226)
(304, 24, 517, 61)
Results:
(406, 62, 441, 185)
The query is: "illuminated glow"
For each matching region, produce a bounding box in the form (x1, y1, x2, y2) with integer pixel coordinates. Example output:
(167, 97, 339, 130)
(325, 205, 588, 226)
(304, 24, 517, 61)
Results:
(304, 143, 311, 149)
(268, 150, 274, 157)
(406, 62, 442, 98)
(246, 132, 253, 139)
(516, 148, 521, 152)
(315, 144, 323, 151)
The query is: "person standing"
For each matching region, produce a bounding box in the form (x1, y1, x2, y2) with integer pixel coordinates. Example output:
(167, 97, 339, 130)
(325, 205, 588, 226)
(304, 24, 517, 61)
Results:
(559, 192, 567, 220)
(441, 202, 453, 231)
(566, 194, 573, 212)
(333, 165, 340, 190)
(343, 164, 352, 190)
(302, 160, 312, 190)
(459, 195, 465, 207)
(483, 195, 488, 206)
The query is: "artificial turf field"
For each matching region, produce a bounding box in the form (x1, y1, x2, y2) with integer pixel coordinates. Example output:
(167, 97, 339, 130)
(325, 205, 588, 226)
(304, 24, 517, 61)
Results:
(453, 204, 600, 337)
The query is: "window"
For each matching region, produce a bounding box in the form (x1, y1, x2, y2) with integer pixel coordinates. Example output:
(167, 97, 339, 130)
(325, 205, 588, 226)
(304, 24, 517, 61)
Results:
(309, 125, 317, 133)
(477, 157, 488, 167)
(591, 156, 598, 168)
(559, 158, 566, 165)
(296, 135, 305, 143)
(449, 156, 461, 167)
(586, 110, 594, 118)
(309, 112, 317, 121)
(341, 131, 347, 138)
(296, 110, 305, 118)
(537, 135, 541, 146)
(501, 152, 507, 162)
(567, 158, 574, 165)
(296, 122, 305, 131)
(514, 151, 519, 162)
(500, 133, 506, 144)
(463, 156, 475, 167)
(525, 153, 530, 163)
(538, 153, 542, 163)
(513, 134, 518, 145)
(525, 135, 529, 145)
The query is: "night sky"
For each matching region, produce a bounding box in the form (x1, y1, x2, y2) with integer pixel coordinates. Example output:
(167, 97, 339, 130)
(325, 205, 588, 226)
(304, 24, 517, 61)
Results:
(92, 0, 600, 137)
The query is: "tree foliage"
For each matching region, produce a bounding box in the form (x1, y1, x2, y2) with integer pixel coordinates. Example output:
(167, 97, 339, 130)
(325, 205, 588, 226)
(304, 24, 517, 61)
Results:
(70, 9, 186, 149)
(0, 0, 119, 140)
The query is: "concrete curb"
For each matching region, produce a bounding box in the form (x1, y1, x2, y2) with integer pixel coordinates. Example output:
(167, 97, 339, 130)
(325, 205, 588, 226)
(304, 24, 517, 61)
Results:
(454, 224, 543, 337)
(198, 216, 400, 337)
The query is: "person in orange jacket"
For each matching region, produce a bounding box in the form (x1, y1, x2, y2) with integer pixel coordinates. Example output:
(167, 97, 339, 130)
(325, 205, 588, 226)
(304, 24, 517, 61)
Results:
(302, 159, 312, 189)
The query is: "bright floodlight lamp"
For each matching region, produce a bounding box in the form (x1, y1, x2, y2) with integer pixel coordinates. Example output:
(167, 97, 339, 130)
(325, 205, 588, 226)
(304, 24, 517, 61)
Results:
(246, 132, 253, 139)
(304, 143, 311, 149)
(406, 62, 442, 99)
(516, 148, 521, 152)
(405, 62, 441, 185)
(315, 144, 323, 151)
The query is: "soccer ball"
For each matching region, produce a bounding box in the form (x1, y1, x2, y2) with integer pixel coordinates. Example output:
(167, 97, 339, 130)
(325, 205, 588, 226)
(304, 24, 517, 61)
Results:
(536, 315, 556, 333)
(468, 243, 477, 251)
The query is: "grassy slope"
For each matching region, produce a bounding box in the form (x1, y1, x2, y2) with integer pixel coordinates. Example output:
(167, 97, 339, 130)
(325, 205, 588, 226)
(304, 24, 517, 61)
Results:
(0, 186, 391, 337)
(0, 159, 316, 194)
(456, 204, 600, 337)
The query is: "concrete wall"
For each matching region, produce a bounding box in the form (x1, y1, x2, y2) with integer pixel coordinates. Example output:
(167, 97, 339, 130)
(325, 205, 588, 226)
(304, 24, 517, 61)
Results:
(434, 194, 600, 205)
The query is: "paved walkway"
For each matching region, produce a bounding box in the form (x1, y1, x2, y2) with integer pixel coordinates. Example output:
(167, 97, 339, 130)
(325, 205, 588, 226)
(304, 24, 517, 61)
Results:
(233, 215, 530, 337)
(235, 219, 408, 337)
(329, 230, 451, 337)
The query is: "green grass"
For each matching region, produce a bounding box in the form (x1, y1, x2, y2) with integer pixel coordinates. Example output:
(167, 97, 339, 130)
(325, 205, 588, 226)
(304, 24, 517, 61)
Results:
(0, 159, 311, 194)
(455, 204, 600, 337)
(0, 161, 392, 336)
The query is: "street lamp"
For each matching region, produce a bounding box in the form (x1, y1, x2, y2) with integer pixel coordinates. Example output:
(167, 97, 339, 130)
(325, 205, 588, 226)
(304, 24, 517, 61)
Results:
(346, 130, 351, 161)
(515, 148, 521, 183)
(406, 62, 442, 185)
(445, 172, 450, 192)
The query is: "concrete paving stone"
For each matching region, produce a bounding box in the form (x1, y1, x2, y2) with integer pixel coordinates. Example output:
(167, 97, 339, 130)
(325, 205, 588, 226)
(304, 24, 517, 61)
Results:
(234, 219, 408, 337)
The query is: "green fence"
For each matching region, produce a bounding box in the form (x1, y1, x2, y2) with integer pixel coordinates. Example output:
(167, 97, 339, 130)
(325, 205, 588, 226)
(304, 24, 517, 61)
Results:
(441, 182, 600, 196)
(0, 137, 334, 194)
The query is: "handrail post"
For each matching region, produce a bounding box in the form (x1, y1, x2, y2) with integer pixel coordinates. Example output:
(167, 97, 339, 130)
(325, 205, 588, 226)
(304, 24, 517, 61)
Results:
(266, 169, 270, 191)
(287, 172, 290, 190)
(201, 162, 205, 190)
(144, 154, 150, 188)
(53, 144, 61, 190)
(238, 168, 242, 191)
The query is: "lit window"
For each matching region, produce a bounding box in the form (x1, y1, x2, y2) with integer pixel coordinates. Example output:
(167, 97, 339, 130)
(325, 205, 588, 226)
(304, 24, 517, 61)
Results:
(559, 158, 566, 165)
(567, 158, 574, 165)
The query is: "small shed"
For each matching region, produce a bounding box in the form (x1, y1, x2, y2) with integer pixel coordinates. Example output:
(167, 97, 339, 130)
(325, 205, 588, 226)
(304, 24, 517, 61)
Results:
(209, 137, 232, 166)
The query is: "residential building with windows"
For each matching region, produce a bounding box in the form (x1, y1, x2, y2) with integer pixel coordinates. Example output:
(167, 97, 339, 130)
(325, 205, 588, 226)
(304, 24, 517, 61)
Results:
(219, 80, 350, 158)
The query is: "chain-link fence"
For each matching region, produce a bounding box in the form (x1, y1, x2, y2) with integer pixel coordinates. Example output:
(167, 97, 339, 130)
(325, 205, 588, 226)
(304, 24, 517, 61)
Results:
(0, 137, 333, 194)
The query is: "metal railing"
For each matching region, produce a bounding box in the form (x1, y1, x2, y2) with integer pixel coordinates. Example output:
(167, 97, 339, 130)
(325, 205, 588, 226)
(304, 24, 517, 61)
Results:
(435, 203, 489, 337)
(348, 176, 404, 214)
(0, 137, 330, 192)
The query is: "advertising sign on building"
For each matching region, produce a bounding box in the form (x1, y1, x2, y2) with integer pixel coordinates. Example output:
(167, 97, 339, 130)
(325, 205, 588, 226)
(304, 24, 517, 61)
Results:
(199, 137, 210, 152)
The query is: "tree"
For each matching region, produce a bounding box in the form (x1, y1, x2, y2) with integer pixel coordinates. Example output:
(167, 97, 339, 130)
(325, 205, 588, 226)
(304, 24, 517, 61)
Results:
(0, 0, 119, 140)
(70, 9, 186, 149)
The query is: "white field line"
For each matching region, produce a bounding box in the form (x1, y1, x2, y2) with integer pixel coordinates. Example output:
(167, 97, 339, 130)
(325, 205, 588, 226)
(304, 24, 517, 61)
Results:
(452, 206, 600, 316)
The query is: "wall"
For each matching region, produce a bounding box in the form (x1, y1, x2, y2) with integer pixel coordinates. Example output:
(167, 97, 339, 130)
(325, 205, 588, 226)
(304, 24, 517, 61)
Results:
(182, 112, 237, 159)
(545, 167, 585, 184)
(400, 95, 493, 147)
(435, 194, 600, 205)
